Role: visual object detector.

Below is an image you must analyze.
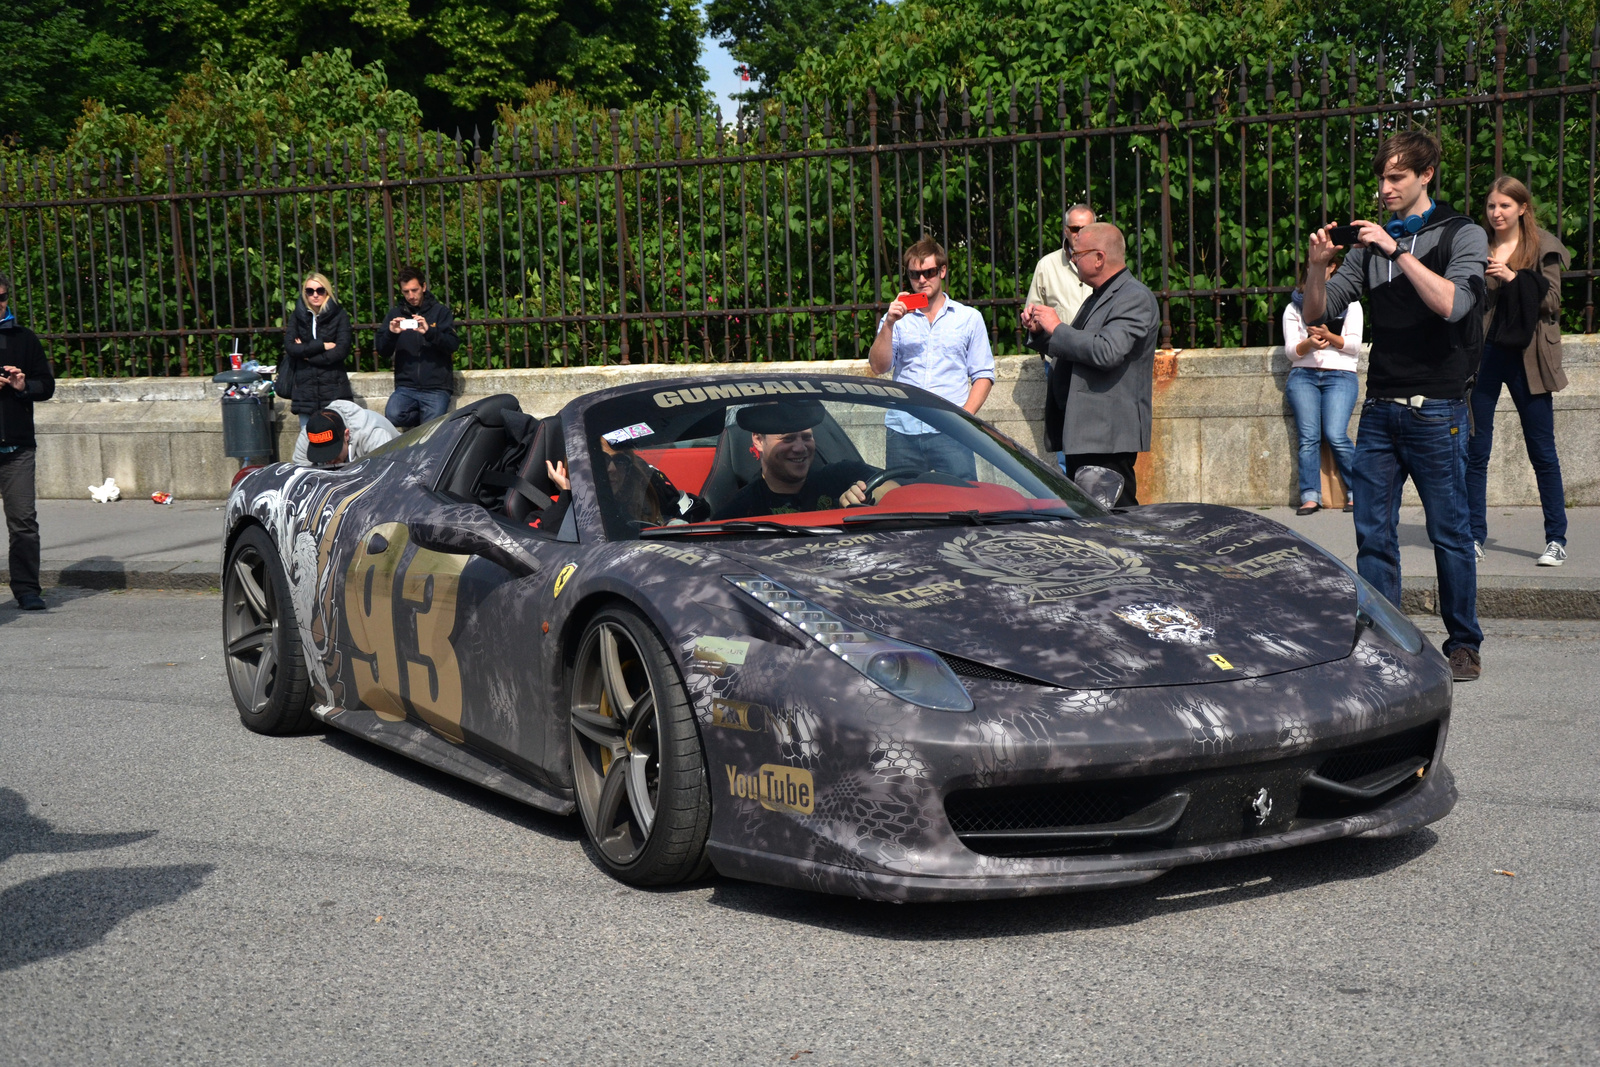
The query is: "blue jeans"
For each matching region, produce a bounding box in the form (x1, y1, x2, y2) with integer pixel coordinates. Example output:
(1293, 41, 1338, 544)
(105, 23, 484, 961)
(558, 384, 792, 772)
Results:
(1285, 367, 1358, 504)
(1351, 397, 1481, 654)
(385, 386, 451, 430)
(885, 428, 978, 481)
(1467, 342, 1567, 547)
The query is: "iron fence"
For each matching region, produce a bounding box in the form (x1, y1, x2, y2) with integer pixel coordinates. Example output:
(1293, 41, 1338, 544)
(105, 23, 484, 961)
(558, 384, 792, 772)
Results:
(2, 26, 1598, 377)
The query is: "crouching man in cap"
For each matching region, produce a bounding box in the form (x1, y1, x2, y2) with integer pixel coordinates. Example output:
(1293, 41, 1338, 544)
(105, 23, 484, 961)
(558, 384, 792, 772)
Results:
(713, 401, 897, 520)
(294, 401, 400, 467)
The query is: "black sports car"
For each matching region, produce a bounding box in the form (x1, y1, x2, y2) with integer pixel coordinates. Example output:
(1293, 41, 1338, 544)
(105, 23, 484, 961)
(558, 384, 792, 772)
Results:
(221, 373, 1455, 901)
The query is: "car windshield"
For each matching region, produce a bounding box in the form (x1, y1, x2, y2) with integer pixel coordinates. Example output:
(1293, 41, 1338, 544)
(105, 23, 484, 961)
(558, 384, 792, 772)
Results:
(582, 377, 1104, 541)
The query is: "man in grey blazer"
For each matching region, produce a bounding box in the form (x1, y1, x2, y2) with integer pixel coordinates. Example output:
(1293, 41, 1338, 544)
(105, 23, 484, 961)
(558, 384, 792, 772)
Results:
(1022, 223, 1160, 506)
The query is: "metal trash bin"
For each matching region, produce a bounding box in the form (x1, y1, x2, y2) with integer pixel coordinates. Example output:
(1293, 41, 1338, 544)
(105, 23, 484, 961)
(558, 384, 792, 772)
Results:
(213, 369, 275, 463)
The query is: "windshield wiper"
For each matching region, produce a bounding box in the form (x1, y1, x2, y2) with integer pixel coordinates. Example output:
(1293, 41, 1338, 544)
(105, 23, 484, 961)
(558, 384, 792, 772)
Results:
(639, 520, 844, 539)
(840, 509, 1074, 529)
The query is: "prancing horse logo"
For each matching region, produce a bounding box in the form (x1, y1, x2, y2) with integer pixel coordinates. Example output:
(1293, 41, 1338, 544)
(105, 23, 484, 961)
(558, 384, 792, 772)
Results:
(1251, 787, 1273, 825)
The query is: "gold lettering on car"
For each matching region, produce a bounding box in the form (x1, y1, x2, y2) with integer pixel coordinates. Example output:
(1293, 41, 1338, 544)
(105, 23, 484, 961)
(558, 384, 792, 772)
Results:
(400, 549, 468, 742)
(724, 764, 814, 814)
(708, 698, 762, 731)
(343, 522, 468, 739)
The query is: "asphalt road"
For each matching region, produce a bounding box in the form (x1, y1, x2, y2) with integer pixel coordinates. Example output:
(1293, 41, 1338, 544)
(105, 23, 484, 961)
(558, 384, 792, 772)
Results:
(0, 591, 1595, 1065)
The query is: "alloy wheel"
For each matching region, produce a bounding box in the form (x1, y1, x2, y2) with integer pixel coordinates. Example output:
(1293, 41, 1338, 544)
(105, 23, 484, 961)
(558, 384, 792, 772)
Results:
(570, 620, 662, 866)
(224, 543, 281, 714)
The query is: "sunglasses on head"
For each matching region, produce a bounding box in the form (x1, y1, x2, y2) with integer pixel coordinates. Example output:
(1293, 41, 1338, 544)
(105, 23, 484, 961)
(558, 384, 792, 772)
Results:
(906, 266, 941, 281)
(304, 285, 328, 296)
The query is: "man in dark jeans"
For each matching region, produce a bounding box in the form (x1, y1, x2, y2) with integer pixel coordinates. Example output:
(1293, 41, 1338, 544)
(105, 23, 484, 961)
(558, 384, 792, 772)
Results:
(0, 275, 56, 611)
(1302, 131, 1487, 681)
(377, 266, 460, 429)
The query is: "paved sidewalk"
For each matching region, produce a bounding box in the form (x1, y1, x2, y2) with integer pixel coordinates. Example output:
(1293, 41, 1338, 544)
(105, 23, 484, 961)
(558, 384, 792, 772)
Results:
(1, 498, 1595, 617)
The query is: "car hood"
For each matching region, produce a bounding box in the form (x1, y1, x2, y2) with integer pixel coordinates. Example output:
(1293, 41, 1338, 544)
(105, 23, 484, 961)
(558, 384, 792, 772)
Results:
(711, 504, 1359, 689)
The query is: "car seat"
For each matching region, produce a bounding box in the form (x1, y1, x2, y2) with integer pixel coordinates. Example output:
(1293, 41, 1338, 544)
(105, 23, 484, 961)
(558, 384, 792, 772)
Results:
(489, 415, 566, 523)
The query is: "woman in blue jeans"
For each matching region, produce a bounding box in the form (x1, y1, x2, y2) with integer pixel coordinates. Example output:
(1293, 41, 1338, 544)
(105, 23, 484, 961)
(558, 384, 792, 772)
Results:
(1282, 260, 1365, 515)
(1469, 176, 1571, 567)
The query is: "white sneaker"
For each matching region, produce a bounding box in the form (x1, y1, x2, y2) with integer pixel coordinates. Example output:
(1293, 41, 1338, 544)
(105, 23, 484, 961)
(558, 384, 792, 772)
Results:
(1536, 541, 1567, 567)
(1473, 541, 1484, 564)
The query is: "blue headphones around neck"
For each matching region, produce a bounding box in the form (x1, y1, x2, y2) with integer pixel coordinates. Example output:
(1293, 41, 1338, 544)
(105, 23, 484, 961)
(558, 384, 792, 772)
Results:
(1385, 202, 1436, 240)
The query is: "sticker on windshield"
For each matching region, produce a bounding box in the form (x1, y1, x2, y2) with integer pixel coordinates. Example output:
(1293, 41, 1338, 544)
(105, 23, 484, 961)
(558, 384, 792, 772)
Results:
(602, 422, 654, 445)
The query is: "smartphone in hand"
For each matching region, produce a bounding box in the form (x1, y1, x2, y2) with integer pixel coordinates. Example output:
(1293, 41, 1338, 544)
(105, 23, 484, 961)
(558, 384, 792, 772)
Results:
(1327, 224, 1361, 246)
(900, 292, 929, 311)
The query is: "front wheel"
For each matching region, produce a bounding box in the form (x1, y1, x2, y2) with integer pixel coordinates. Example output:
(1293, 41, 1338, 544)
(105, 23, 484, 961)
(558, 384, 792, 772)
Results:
(223, 525, 313, 734)
(568, 605, 711, 885)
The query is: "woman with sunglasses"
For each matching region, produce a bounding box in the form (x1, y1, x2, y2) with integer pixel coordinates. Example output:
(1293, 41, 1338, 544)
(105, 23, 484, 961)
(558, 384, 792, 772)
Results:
(283, 271, 354, 429)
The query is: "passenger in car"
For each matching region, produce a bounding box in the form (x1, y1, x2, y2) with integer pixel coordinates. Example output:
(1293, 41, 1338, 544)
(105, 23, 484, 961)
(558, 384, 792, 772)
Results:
(712, 401, 888, 519)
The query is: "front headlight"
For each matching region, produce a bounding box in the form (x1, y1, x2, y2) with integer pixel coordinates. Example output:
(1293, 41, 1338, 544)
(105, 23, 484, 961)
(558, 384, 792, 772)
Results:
(726, 575, 974, 712)
(1355, 574, 1425, 654)
(1298, 534, 1426, 655)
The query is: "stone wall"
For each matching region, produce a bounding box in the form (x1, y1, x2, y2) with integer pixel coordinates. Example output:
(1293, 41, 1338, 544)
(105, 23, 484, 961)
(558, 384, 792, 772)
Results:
(33, 338, 1600, 505)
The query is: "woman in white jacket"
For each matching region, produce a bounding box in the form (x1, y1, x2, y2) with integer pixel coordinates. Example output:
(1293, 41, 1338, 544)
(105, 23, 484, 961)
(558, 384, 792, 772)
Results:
(1283, 259, 1365, 515)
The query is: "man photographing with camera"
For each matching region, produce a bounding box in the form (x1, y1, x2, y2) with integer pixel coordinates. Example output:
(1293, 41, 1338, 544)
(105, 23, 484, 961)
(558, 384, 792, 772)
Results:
(1302, 130, 1487, 681)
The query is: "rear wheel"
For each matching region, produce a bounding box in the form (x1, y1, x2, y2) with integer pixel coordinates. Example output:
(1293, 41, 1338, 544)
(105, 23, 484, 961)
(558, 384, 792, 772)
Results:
(568, 605, 711, 885)
(223, 525, 313, 734)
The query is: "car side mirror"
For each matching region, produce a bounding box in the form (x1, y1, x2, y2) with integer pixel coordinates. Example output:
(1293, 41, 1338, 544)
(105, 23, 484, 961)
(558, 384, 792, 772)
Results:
(410, 511, 541, 579)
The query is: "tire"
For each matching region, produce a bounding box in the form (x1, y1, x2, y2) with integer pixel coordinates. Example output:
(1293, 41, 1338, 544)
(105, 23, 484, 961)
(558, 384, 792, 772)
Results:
(568, 604, 712, 885)
(223, 525, 314, 735)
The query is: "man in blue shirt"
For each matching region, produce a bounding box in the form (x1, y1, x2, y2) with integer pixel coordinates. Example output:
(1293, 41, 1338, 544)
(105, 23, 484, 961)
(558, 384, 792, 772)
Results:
(867, 238, 995, 480)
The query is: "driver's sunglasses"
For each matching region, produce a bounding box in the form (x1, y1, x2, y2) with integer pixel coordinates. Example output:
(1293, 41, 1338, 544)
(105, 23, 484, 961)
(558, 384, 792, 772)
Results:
(304, 285, 328, 296)
(906, 266, 941, 281)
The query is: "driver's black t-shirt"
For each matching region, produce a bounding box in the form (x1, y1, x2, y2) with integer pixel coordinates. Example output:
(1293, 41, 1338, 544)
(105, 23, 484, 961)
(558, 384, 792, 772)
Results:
(714, 461, 877, 520)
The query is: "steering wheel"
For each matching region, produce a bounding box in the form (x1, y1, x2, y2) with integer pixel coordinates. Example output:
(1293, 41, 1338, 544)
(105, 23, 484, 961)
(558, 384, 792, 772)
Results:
(853, 467, 928, 505)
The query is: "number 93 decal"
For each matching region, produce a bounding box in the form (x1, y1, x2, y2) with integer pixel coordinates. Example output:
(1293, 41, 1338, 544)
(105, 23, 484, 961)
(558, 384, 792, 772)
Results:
(343, 522, 468, 742)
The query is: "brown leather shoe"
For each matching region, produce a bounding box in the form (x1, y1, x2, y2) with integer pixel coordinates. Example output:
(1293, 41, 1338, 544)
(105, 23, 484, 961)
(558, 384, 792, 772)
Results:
(1449, 646, 1482, 682)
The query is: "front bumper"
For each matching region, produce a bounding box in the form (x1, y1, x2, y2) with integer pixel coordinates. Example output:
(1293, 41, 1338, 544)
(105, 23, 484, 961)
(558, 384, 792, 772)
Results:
(709, 762, 1456, 902)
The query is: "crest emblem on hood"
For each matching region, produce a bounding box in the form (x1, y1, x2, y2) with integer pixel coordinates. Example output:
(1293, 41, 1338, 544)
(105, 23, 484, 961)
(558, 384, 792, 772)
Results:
(938, 532, 1172, 603)
(1113, 602, 1216, 645)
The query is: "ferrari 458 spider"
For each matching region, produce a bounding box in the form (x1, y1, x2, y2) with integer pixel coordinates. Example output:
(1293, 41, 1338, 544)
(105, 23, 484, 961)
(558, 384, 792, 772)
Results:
(221, 373, 1454, 900)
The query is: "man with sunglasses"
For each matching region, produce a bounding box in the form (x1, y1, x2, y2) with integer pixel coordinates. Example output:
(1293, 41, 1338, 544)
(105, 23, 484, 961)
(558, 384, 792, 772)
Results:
(1021, 223, 1159, 507)
(868, 238, 995, 480)
(377, 266, 461, 429)
(0, 274, 55, 611)
(1025, 204, 1097, 474)
(1025, 204, 1097, 337)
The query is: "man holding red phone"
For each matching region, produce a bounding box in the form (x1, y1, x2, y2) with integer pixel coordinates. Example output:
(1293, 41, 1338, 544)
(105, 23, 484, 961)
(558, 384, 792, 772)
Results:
(868, 238, 995, 480)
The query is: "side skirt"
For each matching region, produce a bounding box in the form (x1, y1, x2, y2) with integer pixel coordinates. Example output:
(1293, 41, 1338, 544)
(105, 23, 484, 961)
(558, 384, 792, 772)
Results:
(318, 705, 576, 816)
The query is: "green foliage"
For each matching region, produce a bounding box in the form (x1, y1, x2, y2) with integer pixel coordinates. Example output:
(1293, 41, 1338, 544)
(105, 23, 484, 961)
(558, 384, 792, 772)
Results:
(705, 0, 881, 101)
(65, 51, 423, 173)
(0, 0, 707, 149)
(0, 0, 175, 150)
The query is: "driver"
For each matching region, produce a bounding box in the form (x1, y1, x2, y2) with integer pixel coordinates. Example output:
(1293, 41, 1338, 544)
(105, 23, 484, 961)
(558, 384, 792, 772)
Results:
(713, 401, 885, 519)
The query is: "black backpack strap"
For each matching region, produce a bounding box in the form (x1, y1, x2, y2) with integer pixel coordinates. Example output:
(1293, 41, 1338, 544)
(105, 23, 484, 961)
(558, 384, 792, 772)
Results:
(481, 469, 547, 511)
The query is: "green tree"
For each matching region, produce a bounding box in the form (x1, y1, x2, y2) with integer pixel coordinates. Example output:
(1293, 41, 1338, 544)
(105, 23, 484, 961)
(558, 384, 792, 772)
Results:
(705, 0, 880, 99)
(153, 0, 706, 135)
(66, 49, 424, 172)
(0, 0, 181, 149)
(1, 0, 706, 149)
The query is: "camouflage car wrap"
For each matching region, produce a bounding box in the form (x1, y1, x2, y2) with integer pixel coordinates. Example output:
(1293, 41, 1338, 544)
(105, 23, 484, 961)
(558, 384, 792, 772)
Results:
(223, 376, 1455, 902)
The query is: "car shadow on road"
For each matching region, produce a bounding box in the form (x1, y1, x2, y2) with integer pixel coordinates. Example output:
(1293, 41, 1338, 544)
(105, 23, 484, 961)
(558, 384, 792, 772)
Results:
(0, 787, 213, 972)
(318, 731, 583, 842)
(703, 829, 1440, 937)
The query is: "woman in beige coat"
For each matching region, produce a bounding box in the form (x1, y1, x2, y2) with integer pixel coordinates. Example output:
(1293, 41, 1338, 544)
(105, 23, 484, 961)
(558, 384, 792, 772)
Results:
(1467, 176, 1570, 566)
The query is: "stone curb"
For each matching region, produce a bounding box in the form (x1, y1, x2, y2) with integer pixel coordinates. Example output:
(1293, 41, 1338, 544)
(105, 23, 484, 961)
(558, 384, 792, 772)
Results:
(7, 560, 220, 592)
(6, 562, 1596, 617)
(1399, 575, 1600, 620)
